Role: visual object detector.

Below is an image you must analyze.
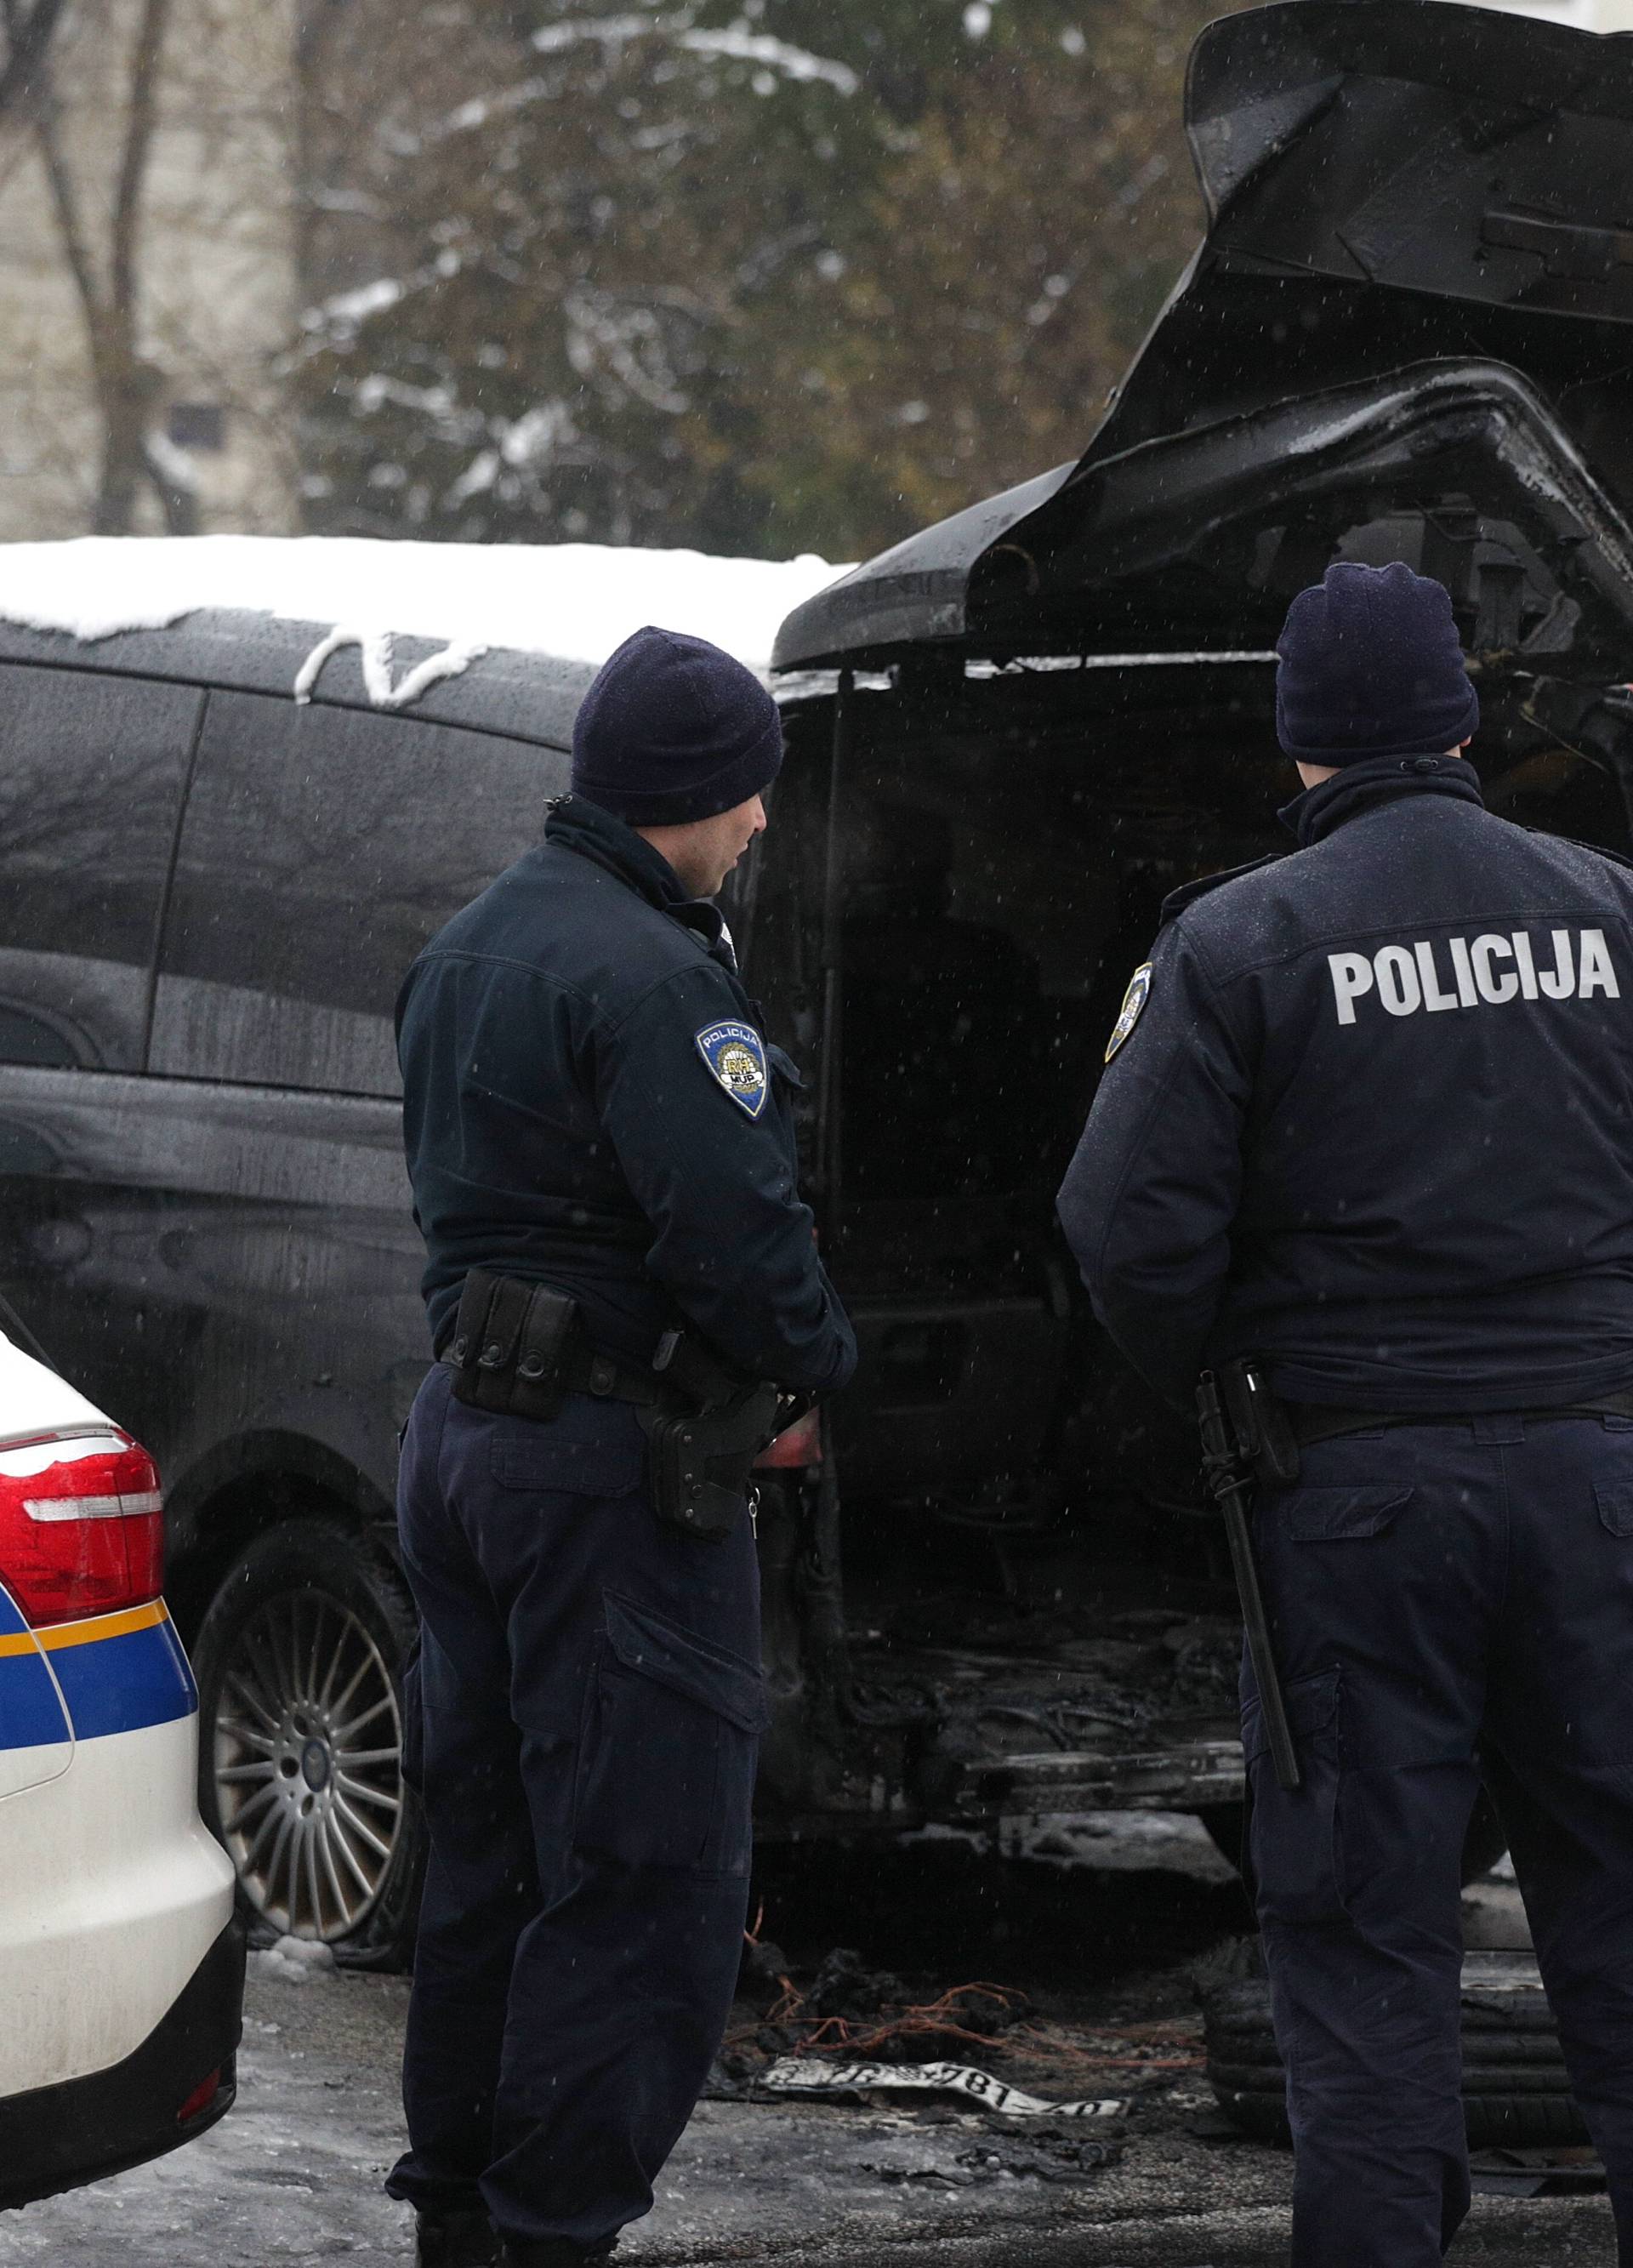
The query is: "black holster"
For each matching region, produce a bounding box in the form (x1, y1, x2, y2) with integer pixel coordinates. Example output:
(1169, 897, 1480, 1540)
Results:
(444, 1268, 784, 1542)
(1218, 1359, 1301, 1490)
(444, 1268, 579, 1423)
(638, 1382, 783, 1543)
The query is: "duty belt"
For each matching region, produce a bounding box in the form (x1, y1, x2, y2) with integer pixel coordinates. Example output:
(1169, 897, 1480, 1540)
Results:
(441, 1267, 790, 1544)
(1289, 1387, 1633, 1451)
(551, 1340, 661, 1407)
(441, 1268, 749, 1419)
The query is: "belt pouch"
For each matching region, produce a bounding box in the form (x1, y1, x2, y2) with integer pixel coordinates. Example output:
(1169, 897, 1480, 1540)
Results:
(446, 1269, 578, 1421)
(509, 1284, 578, 1422)
(445, 1268, 506, 1406)
(639, 1383, 782, 1542)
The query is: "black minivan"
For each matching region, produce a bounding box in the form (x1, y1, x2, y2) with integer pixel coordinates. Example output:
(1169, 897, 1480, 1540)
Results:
(0, 593, 1260, 1963)
(3, 0, 1631, 1955)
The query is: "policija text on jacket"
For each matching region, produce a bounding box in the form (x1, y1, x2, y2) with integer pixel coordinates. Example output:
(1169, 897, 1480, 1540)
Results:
(1057, 751, 1633, 1418)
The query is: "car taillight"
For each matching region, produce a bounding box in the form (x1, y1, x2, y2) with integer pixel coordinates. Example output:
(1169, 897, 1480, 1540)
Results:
(0, 1431, 165, 1627)
(754, 1405, 823, 1470)
(176, 2068, 222, 2126)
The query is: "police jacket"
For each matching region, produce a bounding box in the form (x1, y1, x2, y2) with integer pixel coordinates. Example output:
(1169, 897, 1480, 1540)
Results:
(396, 795, 856, 1396)
(1056, 754, 1633, 1416)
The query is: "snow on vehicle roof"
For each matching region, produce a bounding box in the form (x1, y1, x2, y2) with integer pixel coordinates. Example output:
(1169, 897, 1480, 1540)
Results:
(0, 535, 847, 680)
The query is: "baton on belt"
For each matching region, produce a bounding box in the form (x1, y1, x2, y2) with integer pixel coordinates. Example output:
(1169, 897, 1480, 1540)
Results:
(1196, 1366, 1301, 1793)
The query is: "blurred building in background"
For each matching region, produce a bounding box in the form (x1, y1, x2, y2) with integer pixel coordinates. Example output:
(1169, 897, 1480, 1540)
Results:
(0, 0, 1224, 557)
(0, 0, 1624, 554)
(0, 0, 299, 541)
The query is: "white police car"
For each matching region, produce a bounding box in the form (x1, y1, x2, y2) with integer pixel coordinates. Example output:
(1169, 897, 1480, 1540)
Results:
(0, 1325, 242, 2209)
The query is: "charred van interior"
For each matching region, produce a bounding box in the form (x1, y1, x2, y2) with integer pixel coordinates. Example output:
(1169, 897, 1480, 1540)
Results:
(754, 0, 1633, 1844)
(737, 649, 1633, 1844)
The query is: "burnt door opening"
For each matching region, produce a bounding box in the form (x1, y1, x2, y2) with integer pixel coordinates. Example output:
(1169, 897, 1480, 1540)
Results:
(743, 652, 1633, 1838)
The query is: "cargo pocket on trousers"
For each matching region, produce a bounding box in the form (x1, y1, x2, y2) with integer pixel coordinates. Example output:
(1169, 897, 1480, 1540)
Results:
(1243, 1667, 1347, 1928)
(1275, 1484, 1413, 1542)
(1596, 1481, 1633, 1537)
(490, 1399, 644, 1496)
(574, 1590, 771, 1875)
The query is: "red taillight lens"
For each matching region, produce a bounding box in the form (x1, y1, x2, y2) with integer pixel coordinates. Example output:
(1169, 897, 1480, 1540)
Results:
(176, 2068, 221, 2126)
(754, 1406, 822, 1471)
(0, 1432, 165, 1627)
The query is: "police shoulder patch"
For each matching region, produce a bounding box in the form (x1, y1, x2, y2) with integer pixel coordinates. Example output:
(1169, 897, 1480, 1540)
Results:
(1105, 963, 1153, 1063)
(696, 1019, 769, 1118)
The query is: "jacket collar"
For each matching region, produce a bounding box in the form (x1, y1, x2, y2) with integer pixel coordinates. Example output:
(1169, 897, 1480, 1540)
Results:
(544, 795, 733, 963)
(1279, 753, 1486, 849)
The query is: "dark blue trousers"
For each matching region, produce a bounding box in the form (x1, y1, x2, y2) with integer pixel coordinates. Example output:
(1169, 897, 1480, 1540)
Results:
(1246, 1413, 1633, 2266)
(385, 1366, 764, 2251)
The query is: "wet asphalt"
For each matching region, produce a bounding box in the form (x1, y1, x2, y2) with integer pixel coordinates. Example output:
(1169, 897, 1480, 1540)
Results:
(0, 1832, 1615, 2268)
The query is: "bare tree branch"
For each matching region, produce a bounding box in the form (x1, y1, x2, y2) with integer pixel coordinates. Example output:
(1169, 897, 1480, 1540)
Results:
(29, 0, 178, 531)
(33, 57, 104, 332)
(111, 0, 170, 324)
(292, 0, 353, 305)
(0, 0, 69, 128)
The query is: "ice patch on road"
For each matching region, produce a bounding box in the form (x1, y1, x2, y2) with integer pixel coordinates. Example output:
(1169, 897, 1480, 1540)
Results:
(248, 1935, 339, 1986)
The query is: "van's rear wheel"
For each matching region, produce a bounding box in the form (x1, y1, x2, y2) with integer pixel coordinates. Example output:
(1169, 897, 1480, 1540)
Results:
(192, 1518, 424, 1964)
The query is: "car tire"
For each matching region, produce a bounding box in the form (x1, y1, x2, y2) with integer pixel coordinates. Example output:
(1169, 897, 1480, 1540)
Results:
(1200, 1959, 1587, 2148)
(191, 1517, 424, 1967)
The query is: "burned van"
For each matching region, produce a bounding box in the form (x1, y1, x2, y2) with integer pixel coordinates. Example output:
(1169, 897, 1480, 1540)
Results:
(2, 0, 1632, 1953)
(750, 0, 1633, 1858)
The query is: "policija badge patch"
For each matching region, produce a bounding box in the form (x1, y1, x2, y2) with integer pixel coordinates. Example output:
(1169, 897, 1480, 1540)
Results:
(696, 1020, 769, 1118)
(1105, 963, 1153, 1063)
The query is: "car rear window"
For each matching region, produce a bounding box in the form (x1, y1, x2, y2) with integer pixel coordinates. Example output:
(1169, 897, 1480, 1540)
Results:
(0, 666, 200, 1072)
(149, 691, 569, 1097)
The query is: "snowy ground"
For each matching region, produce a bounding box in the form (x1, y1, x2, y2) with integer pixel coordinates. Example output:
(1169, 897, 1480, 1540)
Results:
(0, 1830, 1607, 2268)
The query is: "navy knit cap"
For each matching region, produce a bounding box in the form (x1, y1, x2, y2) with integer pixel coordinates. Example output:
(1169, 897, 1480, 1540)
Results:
(1275, 561, 1480, 765)
(570, 625, 783, 827)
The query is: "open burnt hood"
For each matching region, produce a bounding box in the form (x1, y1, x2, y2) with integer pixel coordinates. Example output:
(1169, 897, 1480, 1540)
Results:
(774, 0, 1633, 677)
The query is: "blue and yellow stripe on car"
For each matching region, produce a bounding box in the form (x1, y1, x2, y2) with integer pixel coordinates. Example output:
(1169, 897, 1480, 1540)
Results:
(0, 1598, 196, 1750)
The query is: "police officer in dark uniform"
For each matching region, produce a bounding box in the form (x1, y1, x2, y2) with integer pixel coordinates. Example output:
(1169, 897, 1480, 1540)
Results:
(386, 627, 856, 2268)
(1057, 563, 1633, 2267)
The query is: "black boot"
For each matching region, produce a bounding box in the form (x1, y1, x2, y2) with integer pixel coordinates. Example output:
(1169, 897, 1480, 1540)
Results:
(416, 2208, 501, 2267)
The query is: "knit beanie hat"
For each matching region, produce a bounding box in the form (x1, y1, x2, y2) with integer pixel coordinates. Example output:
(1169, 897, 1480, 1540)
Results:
(570, 626, 783, 826)
(1275, 561, 1480, 765)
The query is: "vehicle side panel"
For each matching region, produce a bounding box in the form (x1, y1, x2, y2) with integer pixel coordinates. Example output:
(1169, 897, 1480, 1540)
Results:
(0, 1064, 419, 1541)
(0, 1579, 72, 1798)
(0, 1920, 242, 2212)
(0, 1624, 233, 2097)
(0, 665, 199, 1075)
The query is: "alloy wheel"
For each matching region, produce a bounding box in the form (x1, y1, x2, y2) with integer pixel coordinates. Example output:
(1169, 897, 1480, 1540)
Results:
(211, 1586, 406, 1941)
